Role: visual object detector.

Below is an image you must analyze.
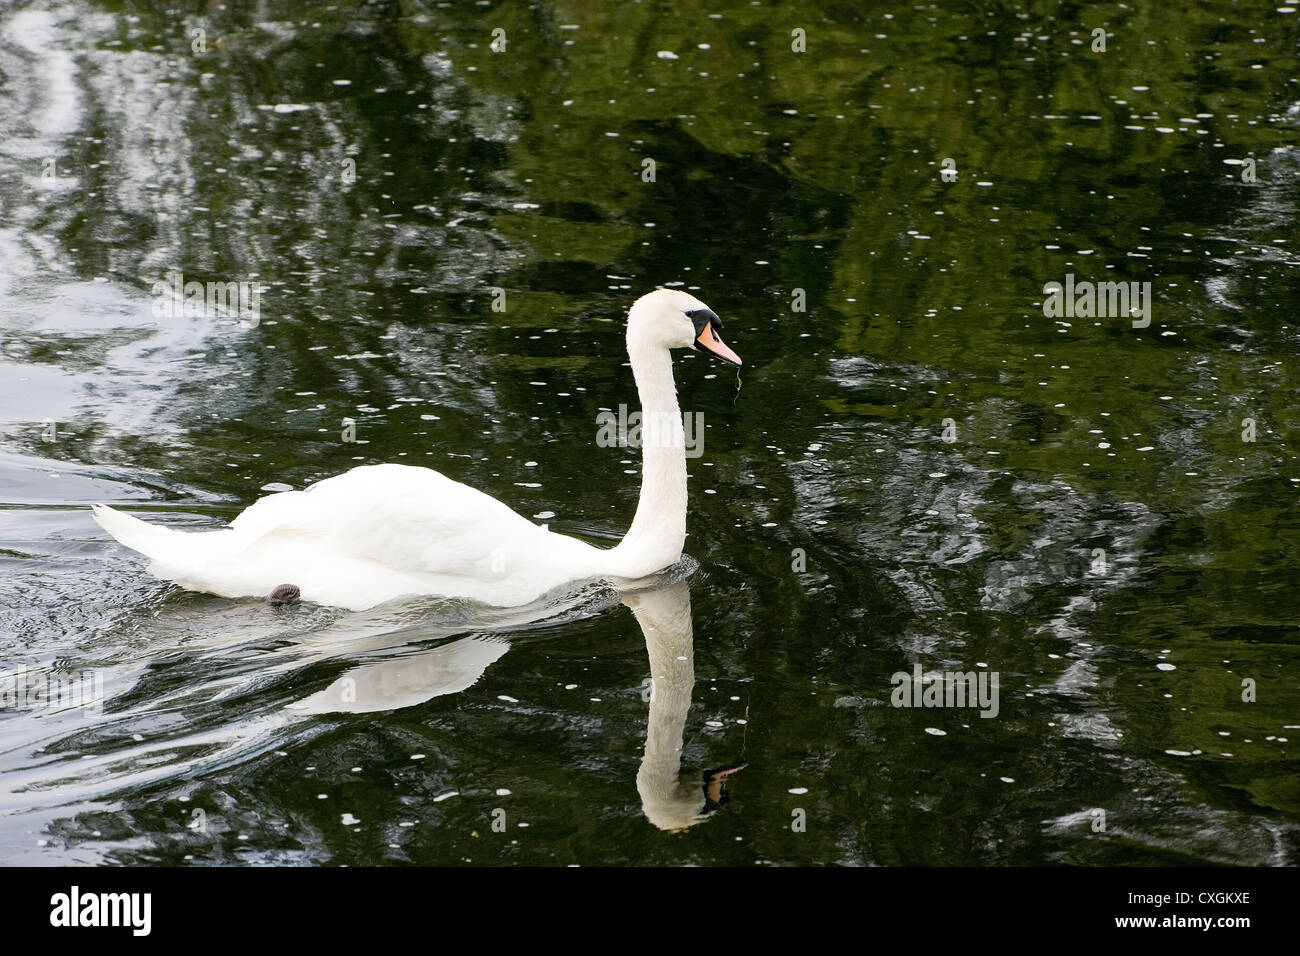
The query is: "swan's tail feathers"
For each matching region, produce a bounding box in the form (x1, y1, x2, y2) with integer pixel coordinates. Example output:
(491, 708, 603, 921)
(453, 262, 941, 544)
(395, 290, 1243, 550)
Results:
(91, 504, 186, 561)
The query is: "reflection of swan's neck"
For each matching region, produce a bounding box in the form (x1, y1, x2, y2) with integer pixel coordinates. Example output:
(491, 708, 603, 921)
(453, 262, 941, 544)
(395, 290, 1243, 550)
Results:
(626, 583, 706, 831)
(607, 330, 687, 577)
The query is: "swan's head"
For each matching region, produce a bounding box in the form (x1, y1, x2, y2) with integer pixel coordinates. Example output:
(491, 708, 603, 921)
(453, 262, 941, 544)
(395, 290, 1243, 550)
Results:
(627, 288, 742, 366)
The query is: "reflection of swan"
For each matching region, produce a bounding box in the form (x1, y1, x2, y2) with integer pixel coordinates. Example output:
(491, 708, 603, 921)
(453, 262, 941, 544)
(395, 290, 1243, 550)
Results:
(270, 584, 612, 712)
(286, 636, 509, 715)
(625, 582, 745, 832)
(282, 576, 744, 830)
(91, 289, 741, 611)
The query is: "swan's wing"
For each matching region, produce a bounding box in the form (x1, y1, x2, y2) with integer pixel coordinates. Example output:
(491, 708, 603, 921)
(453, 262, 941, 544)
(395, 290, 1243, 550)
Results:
(228, 463, 548, 576)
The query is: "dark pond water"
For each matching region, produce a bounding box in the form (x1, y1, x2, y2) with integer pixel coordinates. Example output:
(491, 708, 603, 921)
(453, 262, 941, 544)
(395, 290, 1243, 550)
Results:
(0, 0, 1298, 865)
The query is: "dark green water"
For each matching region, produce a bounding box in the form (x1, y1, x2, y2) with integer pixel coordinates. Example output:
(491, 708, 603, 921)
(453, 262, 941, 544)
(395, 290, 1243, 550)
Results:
(0, 0, 1298, 865)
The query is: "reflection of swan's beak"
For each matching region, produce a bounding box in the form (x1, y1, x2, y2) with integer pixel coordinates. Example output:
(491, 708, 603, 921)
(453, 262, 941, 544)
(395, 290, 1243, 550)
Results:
(694, 323, 742, 366)
(703, 762, 747, 807)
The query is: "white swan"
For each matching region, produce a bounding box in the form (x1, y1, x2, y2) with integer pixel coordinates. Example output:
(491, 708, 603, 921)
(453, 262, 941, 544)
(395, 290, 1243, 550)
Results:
(92, 289, 742, 611)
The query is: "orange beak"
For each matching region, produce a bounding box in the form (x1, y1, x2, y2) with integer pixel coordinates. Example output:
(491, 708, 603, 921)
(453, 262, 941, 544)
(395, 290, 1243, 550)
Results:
(695, 323, 742, 366)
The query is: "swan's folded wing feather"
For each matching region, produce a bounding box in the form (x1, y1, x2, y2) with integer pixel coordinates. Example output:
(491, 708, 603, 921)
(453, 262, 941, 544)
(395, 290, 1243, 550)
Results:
(227, 463, 546, 576)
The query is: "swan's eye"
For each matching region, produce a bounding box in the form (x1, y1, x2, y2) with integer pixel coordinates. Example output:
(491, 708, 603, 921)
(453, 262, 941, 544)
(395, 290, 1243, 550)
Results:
(686, 308, 721, 338)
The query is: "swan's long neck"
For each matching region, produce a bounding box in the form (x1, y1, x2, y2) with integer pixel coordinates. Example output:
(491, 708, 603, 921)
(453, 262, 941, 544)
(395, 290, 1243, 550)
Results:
(606, 333, 687, 578)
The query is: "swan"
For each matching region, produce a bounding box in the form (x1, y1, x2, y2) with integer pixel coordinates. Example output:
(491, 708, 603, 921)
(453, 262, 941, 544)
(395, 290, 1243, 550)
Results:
(91, 288, 742, 611)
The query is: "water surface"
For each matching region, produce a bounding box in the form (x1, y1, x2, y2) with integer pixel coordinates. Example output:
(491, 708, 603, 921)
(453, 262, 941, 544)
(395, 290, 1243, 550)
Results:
(0, 0, 1298, 865)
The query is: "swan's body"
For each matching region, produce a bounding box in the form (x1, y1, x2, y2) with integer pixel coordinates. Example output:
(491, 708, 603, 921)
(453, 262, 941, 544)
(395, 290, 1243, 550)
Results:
(94, 464, 607, 609)
(93, 289, 741, 611)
